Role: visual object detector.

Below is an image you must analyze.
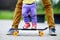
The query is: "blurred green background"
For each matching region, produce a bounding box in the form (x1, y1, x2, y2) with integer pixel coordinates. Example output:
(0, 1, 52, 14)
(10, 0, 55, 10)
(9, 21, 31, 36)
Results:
(0, 0, 60, 20)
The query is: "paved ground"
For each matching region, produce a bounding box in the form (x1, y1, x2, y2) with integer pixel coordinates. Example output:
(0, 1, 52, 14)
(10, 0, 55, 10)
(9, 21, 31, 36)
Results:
(0, 20, 60, 40)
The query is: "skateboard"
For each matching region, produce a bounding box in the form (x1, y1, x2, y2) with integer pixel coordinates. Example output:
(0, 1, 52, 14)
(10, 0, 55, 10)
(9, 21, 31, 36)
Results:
(11, 27, 48, 36)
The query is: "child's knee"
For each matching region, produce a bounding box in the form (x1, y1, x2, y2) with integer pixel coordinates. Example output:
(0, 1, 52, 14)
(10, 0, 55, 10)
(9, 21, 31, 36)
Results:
(22, 13, 28, 17)
(30, 13, 36, 17)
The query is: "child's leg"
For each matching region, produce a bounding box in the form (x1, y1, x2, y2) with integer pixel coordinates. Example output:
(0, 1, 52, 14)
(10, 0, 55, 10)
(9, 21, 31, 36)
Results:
(22, 4, 30, 23)
(22, 4, 30, 28)
(30, 3, 37, 29)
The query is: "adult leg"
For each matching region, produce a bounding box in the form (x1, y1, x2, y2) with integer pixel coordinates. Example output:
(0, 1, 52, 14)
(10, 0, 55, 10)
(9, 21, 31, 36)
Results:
(12, 0, 22, 29)
(42, 0, 56, 36)
(7, 0, 22, 34)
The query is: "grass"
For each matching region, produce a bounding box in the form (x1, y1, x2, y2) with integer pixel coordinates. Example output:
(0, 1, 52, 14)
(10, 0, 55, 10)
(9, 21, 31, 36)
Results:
(37, 8, 60, 14)
(0, 10, 14, 19)
(0, 8, 60, 20)
(53, 8, 60, 14)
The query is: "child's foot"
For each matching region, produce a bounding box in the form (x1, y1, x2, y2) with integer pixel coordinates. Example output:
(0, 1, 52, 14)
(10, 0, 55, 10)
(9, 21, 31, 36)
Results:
(32, 24, 37, 29)
(49, 27, 56, 36)
(7, 28, 19, 35)
(23, 23, 30, 29)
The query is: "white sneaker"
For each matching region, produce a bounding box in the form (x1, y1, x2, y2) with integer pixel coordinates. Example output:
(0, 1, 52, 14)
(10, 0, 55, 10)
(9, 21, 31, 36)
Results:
(49, 27, 56, 36)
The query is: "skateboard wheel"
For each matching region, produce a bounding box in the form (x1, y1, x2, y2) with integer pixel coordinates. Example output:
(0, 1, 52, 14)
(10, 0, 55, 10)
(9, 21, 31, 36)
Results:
(13, 30, 18, 36)
(39, 31, 44, 37)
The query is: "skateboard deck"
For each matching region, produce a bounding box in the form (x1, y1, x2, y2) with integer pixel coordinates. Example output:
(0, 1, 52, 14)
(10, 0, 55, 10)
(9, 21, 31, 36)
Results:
(12, 27, 48, 30)
(7, 27, 48, 37)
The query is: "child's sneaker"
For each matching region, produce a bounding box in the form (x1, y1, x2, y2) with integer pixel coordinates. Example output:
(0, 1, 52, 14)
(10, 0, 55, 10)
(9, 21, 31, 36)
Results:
(49, 27, 56, 36)
(32, 24, 37, 29)
(7, 28, 19, 35)
(23, 23, 30, 29)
